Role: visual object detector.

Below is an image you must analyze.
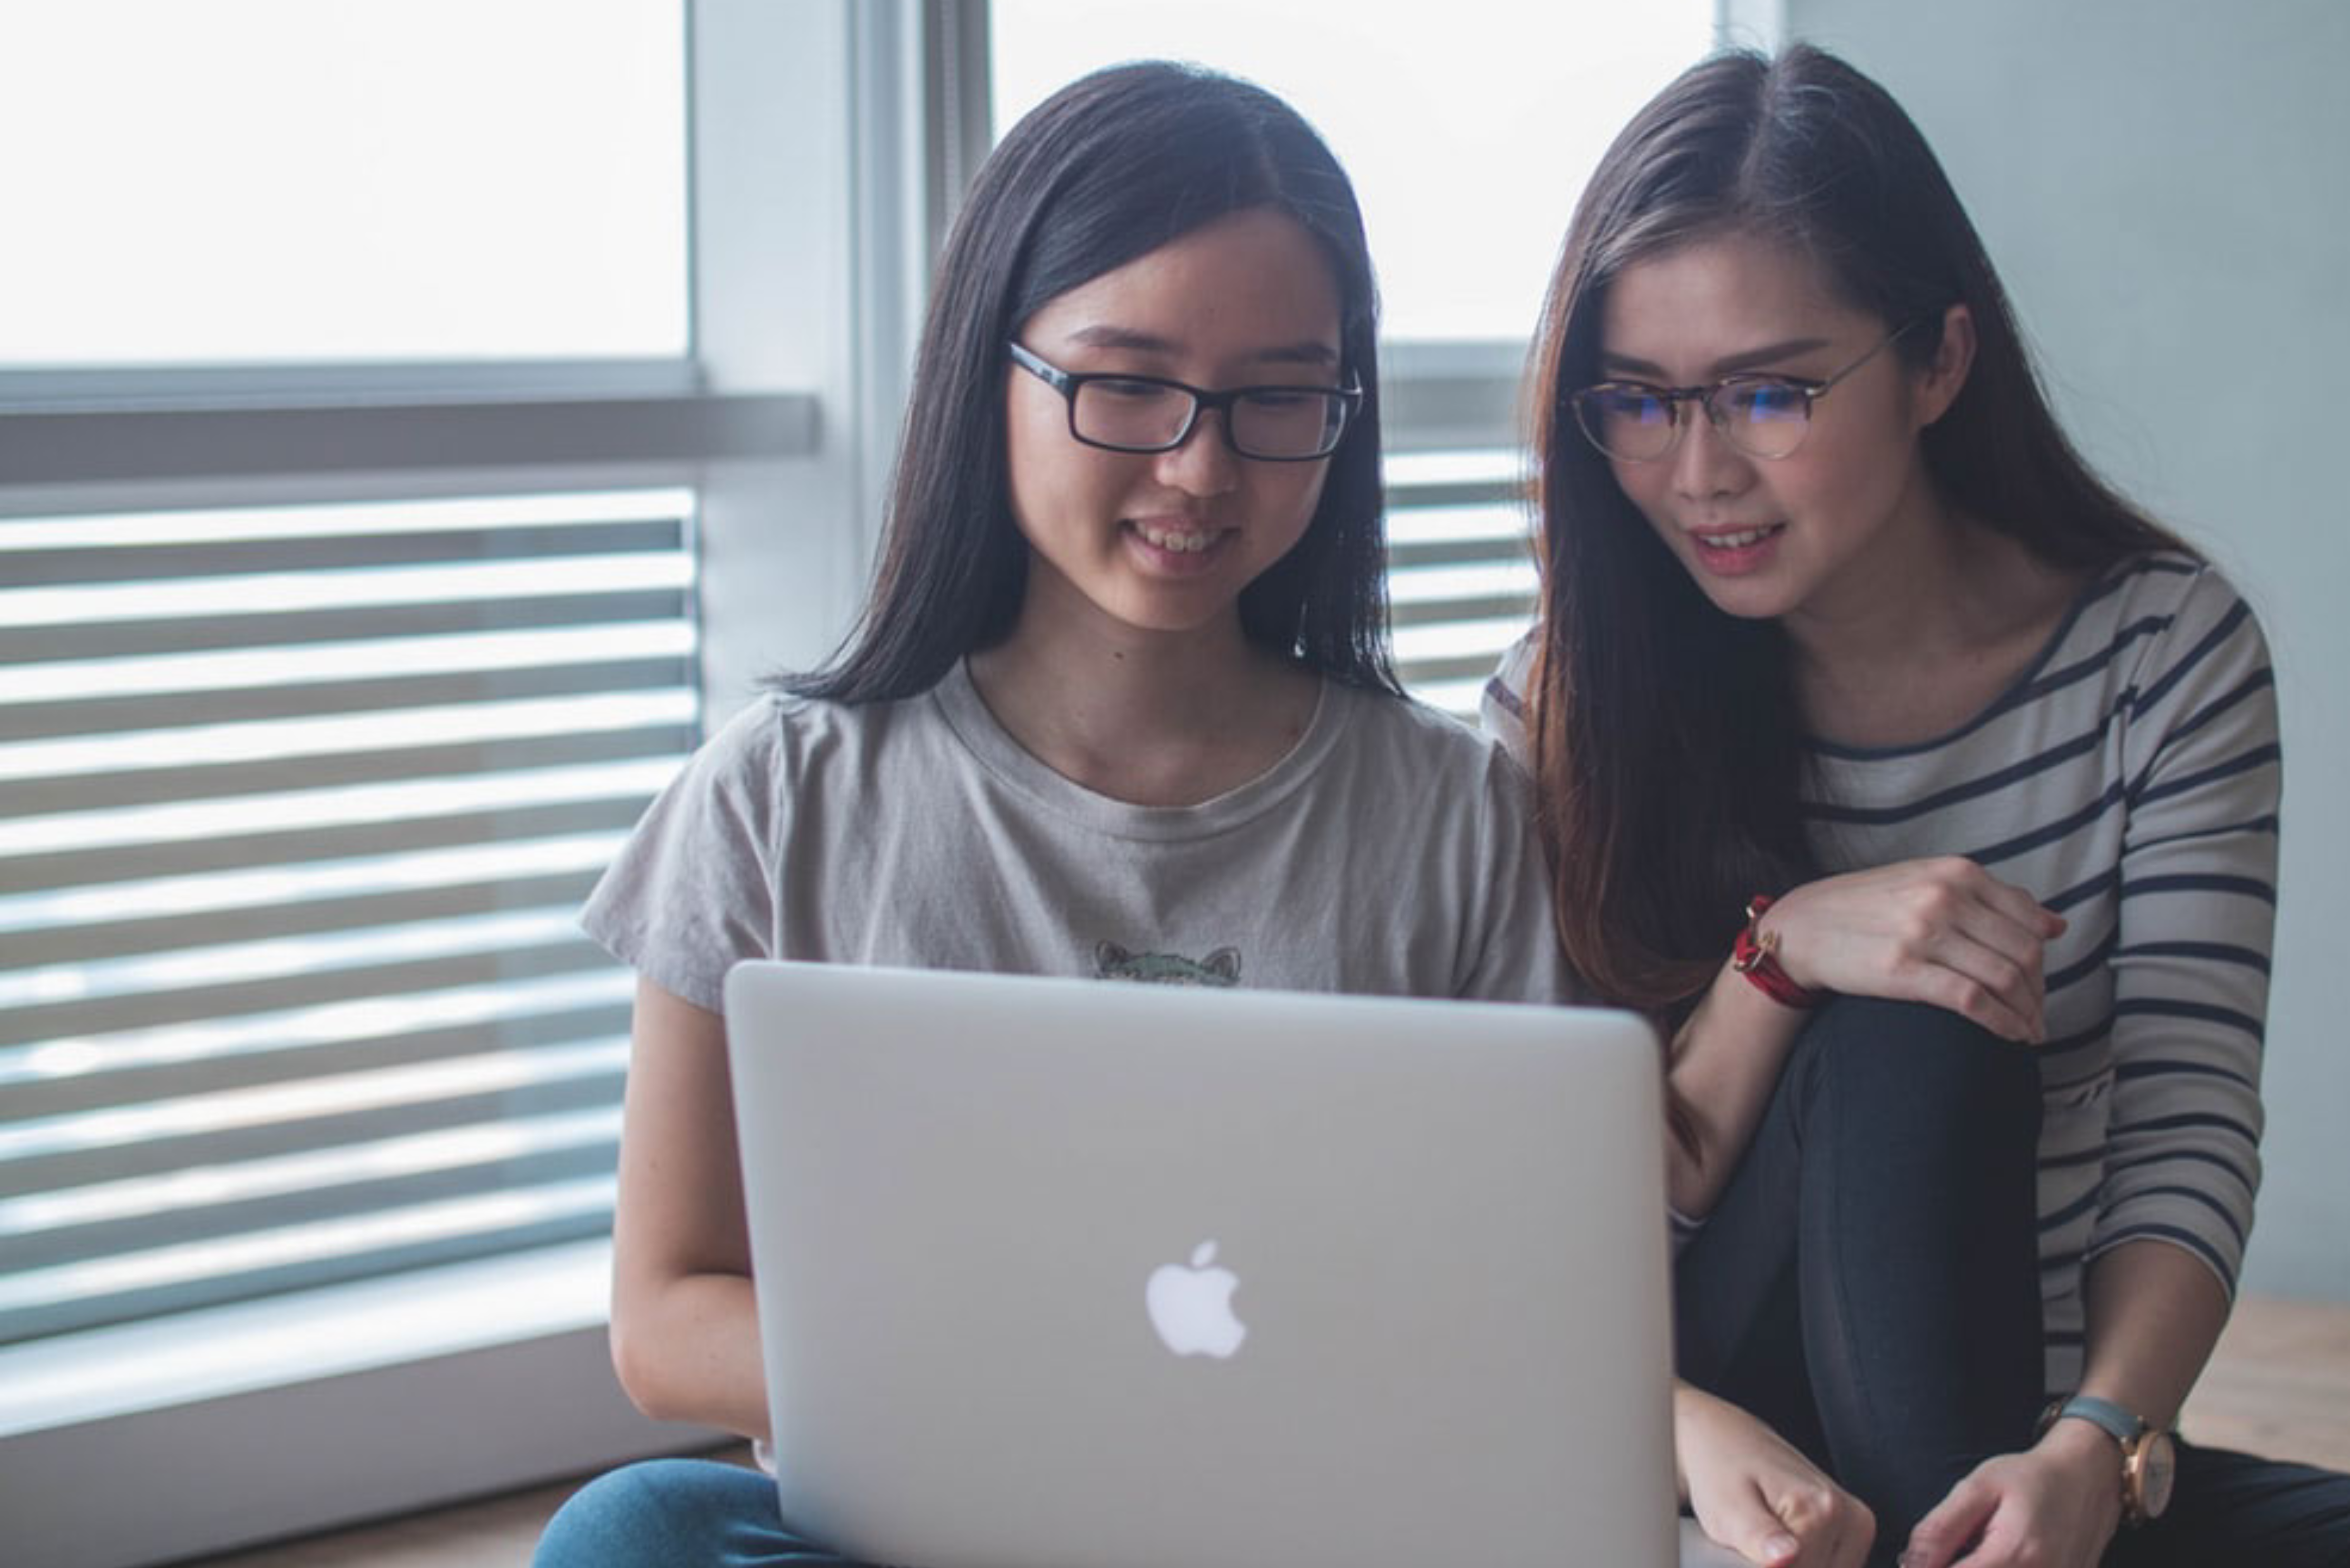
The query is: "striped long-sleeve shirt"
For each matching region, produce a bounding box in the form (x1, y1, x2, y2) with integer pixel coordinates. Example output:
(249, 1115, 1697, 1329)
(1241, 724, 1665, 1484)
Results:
(1486, 551, 2280, 1397)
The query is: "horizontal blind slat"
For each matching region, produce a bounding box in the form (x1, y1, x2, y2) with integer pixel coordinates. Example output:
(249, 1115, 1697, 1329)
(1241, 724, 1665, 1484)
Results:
(0, 796, 656, 895)
(0, 588, 691, 666)
(0, 489, 691, 1345)
(5, 520, 686, 587)
(1, 972, 636, 1104)
(1384, 447, 1534, 717)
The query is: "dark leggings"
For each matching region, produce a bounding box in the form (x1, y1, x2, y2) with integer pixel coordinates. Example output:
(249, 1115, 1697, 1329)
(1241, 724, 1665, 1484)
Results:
(1674, 997, 2350, 1566)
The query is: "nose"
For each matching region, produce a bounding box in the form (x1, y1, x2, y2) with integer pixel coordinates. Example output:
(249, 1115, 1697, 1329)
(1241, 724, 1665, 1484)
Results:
(1670, 402, 1751, 502)
(1151, 407, 1242, 496)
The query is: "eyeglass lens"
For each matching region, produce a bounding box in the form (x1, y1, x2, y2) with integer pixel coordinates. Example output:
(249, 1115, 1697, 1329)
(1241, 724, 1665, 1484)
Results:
(1074, 379, 1345, 459)
(1580, 379, 1814, 462)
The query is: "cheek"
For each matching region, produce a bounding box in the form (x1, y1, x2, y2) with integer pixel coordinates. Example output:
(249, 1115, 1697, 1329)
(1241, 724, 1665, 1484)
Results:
(1003, 396, 1084, 529)
(1606, 458, 1677, 533)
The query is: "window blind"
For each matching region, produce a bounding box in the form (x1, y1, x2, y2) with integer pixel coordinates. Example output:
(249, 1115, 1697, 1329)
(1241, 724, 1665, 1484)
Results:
(0, 490, 697, 1345)
(1385, 449, 1538, 717)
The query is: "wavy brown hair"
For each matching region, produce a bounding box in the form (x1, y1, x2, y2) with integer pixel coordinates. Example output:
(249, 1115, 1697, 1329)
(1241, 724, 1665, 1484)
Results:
(1525, 44, 2182, 1013)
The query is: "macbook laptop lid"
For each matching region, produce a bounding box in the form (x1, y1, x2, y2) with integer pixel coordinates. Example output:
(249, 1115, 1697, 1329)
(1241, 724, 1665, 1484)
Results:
(723, 961, 1683, 1568)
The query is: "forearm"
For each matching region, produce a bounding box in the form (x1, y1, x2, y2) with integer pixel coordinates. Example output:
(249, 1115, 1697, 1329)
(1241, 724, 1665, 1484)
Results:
(1665, 960, 1808, 1216)
(610, 1268, 771, 1438)
(2073, 1239, 2232, 1427)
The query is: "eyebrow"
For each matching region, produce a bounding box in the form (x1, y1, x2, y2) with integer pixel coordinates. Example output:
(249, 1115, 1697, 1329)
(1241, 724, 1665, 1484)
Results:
(1599, 337, 1834, 379)
(1062, 324, 1340, 367)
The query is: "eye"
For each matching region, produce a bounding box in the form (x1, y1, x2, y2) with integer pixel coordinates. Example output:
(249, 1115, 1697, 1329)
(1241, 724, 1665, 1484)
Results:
(1723, 379, 1809, 425)
(1591, 386, 1671, 426)
(1090, 377, 1177, 402)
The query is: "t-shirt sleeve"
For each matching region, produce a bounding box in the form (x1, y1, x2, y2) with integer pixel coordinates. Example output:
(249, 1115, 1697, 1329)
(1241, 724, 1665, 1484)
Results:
(579, 697, 787, 1013)
(1454, 742, 1585, 1006)
(2086, 568, 2279, 1297)
(1480, 631, 1539, 772)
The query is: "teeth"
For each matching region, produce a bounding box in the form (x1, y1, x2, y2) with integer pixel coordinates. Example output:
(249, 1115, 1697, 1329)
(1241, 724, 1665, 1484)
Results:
(1702, 525, 1778, 549)
(1137, 522, 1218, 553)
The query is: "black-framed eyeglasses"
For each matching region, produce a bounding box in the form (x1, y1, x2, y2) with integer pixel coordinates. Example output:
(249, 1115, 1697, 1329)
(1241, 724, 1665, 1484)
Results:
(1008, 341, 1361, 462)
(1569, 315, 1937, 463)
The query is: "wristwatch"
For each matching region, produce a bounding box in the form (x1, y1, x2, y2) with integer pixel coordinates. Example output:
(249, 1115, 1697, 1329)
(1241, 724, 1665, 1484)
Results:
(2038, 1394, 2178, 1526)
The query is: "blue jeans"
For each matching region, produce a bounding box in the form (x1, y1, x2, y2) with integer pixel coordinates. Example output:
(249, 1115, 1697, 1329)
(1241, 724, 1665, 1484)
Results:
(532, 1457, 854, 1568)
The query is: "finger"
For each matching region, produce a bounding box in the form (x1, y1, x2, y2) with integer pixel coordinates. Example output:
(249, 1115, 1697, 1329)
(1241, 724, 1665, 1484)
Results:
(1697, 1484, 1803, 1566)
(1768, 1479, 1865, 1568)
(1929, 924, 2048, 1039)
(1955, 864, 2065, 936)
(1903, 948, 2042, 1043)
(1900, 1478, 1995, 1568)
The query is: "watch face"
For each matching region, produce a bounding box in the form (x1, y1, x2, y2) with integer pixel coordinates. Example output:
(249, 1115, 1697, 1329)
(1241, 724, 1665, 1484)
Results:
(2133, 1430, 2179, 1521)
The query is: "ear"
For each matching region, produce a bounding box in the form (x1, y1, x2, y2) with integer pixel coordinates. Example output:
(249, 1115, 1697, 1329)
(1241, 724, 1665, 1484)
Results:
(1913, 301, 1975, 428)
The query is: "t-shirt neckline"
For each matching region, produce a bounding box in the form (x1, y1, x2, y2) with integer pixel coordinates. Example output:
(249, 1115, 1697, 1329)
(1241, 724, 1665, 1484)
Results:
(930, 658, 1349, 841)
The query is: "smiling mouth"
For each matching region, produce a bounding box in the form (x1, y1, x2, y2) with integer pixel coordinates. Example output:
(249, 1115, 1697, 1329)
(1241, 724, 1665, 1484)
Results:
(1692, 523, 1785, 550)
(1130, 519, 1226, 554)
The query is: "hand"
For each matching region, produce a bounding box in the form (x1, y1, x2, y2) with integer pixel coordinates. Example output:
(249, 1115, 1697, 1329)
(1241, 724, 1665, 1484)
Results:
(1898, 1421, 2123, 1568)
(1677, 1384, 1875, 1567)
(1759, 858, 2066, 1043)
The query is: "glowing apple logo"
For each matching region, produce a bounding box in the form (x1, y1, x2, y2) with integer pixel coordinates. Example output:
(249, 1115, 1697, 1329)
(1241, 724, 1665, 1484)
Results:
(1146, 1240, 1247, 1358)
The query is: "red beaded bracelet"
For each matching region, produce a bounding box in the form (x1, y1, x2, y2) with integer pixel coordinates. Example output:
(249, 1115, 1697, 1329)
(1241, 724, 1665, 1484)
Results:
(1731, 894, 1828, 1010)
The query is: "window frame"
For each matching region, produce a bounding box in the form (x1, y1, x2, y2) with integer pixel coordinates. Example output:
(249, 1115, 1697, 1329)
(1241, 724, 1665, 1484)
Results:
(0, 5, 937, 1562)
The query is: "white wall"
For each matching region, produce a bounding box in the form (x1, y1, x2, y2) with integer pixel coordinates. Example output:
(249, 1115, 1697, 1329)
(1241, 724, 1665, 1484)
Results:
(1779, 0, 2350, 1300)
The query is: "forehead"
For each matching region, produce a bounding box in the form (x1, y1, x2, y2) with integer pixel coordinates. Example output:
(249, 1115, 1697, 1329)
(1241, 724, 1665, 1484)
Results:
(1597, 232, 1868, 365)
(1020, 208, 1343, 359)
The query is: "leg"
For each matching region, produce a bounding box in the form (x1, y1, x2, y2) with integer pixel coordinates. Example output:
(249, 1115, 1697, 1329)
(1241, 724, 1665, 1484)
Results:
(1675, 998, 2047, 1546)
(532, 1456, 862, 1568)
(2103, 1440, 2350, 1567)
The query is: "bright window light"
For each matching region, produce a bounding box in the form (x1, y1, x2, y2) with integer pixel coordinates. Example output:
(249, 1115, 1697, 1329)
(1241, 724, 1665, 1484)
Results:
(0, 0, 688, 365)
(990, 0, 1714, 344)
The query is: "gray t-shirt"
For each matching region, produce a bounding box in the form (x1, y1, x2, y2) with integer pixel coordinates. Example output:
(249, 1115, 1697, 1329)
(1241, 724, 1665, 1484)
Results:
(583, 661, 1575, 1008)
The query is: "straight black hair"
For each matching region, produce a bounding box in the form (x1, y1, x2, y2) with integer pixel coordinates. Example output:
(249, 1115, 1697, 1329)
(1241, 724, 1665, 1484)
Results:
(789, 61, 1397, 702)
(1523, 44, 2184, 1009)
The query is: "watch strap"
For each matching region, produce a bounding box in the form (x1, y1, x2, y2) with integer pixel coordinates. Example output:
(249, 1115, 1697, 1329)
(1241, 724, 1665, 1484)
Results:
(2049, 1393, 2147, 1443)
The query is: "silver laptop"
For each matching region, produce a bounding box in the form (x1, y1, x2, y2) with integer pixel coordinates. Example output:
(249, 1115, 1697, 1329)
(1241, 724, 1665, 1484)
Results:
(724, 961, 1729, 1568)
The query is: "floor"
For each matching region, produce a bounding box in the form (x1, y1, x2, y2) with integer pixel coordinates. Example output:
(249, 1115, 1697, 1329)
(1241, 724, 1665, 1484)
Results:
(183, 1294, 2350, 1567)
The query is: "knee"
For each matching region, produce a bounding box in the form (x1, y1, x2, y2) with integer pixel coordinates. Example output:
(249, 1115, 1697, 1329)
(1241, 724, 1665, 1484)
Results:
(533, 1458, 773, 1568)
(1796, 997, 2040, 1129)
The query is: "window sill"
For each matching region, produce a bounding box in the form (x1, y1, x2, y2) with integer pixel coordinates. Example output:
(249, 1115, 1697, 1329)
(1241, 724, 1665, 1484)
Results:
(0, 1240, 721, 1568)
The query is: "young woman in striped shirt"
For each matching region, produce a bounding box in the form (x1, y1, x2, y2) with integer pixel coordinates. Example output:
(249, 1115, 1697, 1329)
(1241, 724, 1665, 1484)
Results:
(1488, 43, 2349, 1568)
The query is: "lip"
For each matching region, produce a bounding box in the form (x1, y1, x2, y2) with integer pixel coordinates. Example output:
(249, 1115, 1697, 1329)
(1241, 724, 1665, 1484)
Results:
(1684, 521, 1786, 577)
(1123, 517, 1234, 576)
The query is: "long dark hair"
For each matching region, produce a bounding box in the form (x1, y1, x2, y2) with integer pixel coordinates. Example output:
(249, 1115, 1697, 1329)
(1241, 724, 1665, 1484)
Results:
(789, 61, 1397, 702)
(1526, 44, 2183, 1010)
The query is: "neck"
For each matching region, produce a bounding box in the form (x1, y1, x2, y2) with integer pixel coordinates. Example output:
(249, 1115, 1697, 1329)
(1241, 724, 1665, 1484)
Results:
(1783, 485, 2081, 746)
(966, 579, 1319, 807)
(1781, 478, 1984, 675)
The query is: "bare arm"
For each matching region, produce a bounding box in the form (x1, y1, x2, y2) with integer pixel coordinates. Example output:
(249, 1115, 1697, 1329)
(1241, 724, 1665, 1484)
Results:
(607, 976, 770, 1438)
(1664, 959, 1808, 1217)
(1665, 858, 2063, 1217)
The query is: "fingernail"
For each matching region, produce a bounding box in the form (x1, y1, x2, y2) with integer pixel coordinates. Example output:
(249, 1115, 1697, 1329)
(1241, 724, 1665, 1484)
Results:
(1766, 1532, 1799, 1563)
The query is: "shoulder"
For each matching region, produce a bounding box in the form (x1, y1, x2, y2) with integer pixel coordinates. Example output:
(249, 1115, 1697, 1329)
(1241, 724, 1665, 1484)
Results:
(2068, 550, 2267, 661)
(1334, 683, 1526, 784)
(1476, 631, 1540, 772)
(2089, 552, 2274, 710)
(700, 682, 947, 783)
(1324, 685, 1541, 844)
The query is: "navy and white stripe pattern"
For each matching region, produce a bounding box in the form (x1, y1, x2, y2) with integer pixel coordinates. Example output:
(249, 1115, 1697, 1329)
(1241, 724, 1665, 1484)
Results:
(1803, 553, 2276, 1395)
(1484, 553, 2279, 1397)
